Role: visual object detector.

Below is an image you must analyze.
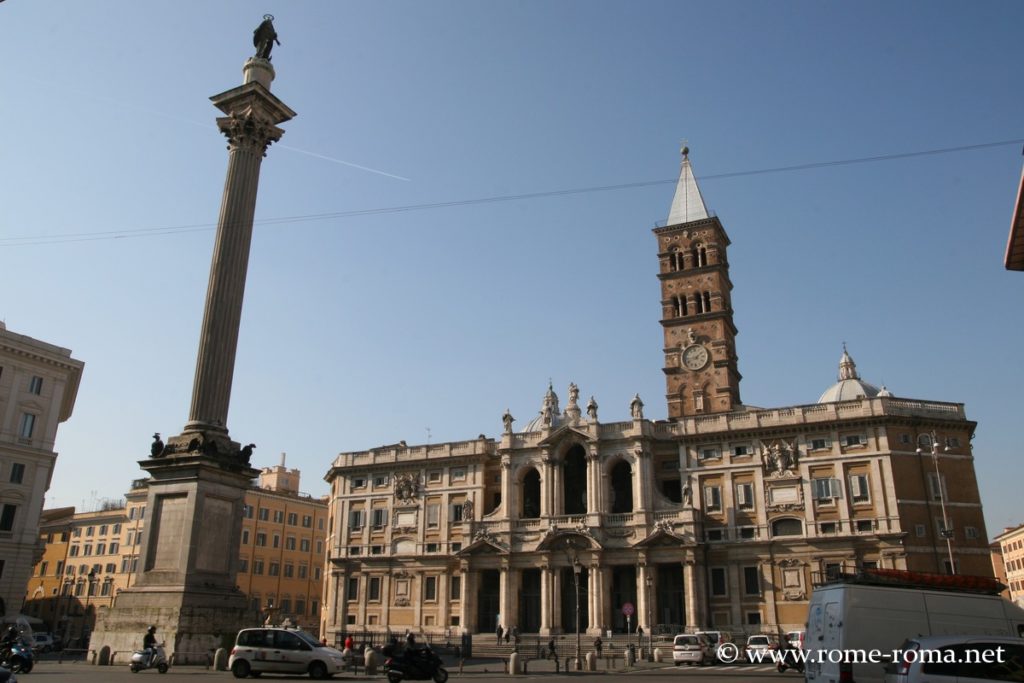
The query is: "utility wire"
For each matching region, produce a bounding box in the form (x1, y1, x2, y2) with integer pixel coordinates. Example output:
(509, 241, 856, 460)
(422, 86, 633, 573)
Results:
(3, 138, 1021, 247)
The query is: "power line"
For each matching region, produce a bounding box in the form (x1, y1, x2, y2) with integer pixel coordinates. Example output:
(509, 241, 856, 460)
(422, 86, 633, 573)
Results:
(3, 138, 1021, 247)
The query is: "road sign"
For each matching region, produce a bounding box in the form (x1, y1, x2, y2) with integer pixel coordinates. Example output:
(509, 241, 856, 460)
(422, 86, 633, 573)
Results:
(621, 602, 635, 617)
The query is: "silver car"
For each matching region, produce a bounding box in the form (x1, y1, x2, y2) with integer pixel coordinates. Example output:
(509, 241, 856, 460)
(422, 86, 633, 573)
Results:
(229, 627, 346, 679)
(672, 634, 714, 666)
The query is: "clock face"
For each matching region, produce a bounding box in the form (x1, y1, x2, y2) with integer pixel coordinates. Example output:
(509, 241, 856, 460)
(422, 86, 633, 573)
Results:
(682, 344, 709, 371)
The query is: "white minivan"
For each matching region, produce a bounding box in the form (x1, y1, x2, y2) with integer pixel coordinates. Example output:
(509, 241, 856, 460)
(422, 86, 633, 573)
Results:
(805, 570, 1024, 683)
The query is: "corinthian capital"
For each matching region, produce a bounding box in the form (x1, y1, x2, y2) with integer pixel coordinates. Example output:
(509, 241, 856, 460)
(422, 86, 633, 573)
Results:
(217, 106, 285, 156)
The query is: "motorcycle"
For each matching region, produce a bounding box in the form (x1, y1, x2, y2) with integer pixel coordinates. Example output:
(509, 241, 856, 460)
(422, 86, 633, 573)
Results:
(775, 645, 805, 674)
(129, 643, 169, 674)
(384, 645, 448, 683)
(0, 642, 33, 674)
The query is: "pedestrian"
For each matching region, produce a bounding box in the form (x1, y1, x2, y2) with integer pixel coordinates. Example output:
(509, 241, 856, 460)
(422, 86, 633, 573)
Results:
(344, 634, 353, 651)
(636, 625, 644, 638)
(547, 637, 557, 660)
(505, 629, 511, 644)
(593, 636, 603, 658)
(496, 624, 504, 645)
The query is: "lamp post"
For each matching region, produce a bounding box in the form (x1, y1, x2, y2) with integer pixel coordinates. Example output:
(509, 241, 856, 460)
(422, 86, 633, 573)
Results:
(917, 431, 956, 574)
(644, 574, 654, 662)
(564, 540, 583, 671)
(84, 569, 96, 643)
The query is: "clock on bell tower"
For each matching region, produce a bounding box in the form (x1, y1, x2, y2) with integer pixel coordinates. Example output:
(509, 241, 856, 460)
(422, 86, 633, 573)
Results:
(653, 146, 742, 419)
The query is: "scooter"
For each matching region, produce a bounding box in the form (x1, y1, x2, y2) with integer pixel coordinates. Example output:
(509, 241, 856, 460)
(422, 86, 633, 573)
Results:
(129, 643, 169, 674)
(0, 642, 33, 674)
(384, 645, 448, 683)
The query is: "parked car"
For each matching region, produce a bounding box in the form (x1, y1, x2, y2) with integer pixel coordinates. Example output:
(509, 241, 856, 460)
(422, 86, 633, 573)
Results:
(694, 631, 733, 662)
(671, 634, 714, 666)
(32, 634, 55, 653)
(229, 627, 346, 679)
(883, 634, 1024, 683)
(744, 634, 775, 662)
(784, 630, 805, 650)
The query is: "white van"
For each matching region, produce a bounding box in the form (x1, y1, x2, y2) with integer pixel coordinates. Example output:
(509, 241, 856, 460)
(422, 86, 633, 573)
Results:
(805, 570, 1024, 683)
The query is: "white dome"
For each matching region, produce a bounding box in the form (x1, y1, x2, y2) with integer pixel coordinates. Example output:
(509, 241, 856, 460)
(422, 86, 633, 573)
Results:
(817, 346, 884, 403)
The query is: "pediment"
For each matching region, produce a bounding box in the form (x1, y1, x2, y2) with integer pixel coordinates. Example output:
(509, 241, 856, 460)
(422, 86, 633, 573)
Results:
(633, 526, 687, 548)
(536, 527, 602, 552)
(538, 424, 593, 447)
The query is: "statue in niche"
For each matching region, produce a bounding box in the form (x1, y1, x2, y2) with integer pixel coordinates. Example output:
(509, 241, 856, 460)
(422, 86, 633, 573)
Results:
(253, 15, 281, 60)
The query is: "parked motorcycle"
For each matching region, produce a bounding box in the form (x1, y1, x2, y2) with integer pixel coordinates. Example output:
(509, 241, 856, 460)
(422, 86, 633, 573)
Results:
(775, 644, 805, 674)
(384, 645, 448, 683)
(129, 642, 169, 674)
(0, 642, 33, 674)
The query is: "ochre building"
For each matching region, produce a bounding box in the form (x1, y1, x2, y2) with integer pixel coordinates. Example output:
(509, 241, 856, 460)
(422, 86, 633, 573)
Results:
(321, 150, 990, 641)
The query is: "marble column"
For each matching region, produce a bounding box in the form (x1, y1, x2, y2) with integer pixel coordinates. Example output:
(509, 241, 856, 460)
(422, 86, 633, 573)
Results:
(540, 565, 553, 634)
(185, 58, 296, 437)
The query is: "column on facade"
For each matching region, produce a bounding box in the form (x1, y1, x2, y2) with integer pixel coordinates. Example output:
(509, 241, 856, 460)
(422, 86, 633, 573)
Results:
(355, 572, 367, 627)
(632, 447, 649, 514)
(552, 567, 563, 632)
(540, 450, 553, 518)
(461, 564, 476, 634)
(413, 572, 424, 630)
(586, 446, 601, 514)
(439, 568, 451, 634)
(835, 461, 853, 534)
(586, 562, 600, 634)
(329, 568, 345, 636)
(500, 456, 514, 520)
(599, 565, 613, 634)
(763, 562, 779, 629)
(870, 457, 892, 533)
(683, 561, 697, 628)
(540, 564, 552, 634)
(499, 563, 513, 633)
(551, 456, 563, 517)
(636, 560, 650, 632)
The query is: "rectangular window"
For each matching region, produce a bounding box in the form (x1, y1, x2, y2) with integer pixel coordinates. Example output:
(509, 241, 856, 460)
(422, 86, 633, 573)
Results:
(710, 567, 727, 596)
(849, 474, 870, 502)
(241, 529, 250, 545)
(243, 505, 254, 519)
(273, 510, 284, 524)
(302, 515, 313, 528)
(843, 434, 864, 447)
(451, 575, 462, 600)
(314, 567, 321, 580)
(268, 563, 280, 576)
(284, 564, 294, 578)
(856, 519, 874, 533)
(258, 508, 269, 521)
(86, 526, 94, 536)
(369, 577, 381, 601)
(735, 482, 754, 509)
(425, 576, 437, 601)
(706, 528, 723, 541)
(316, 540, 323, 554)
(426, 543, 439, 553)
(738, 526, 756, 540)
(285, 536, 296, 550)
(451, 468, 467, 481)
(29, 375, 43, 394)
(704, 486, 722, 512)
(272, 534, 280, 549)
(810, 437, 831, 451)
(69, 545, 80, 556)
(965, 526, 979, 539)
(18, 413, 36, 439)
(370, 545, 382, 555)
(732, 445, 750, 457)
(743, 566, 760, 595)
(352, 477, 367, 490)
(1, 504, 18, 532)
(820, 522, 837, 535)
(451, 542, 462, 552)
(96, 543, 106, 555)
(347, 577, 359, 601)
(427, 504, 440, 528)
(300, 539, 311, 552)
(298, 564, 308, 578)
(428, 471, 441, 483)
(349, 510, 364, 529)
(374, 475, 389, 487)
(927, 473, 948, 501)
(746, 612, 762, 626)
(699, 447, 720, 461)
(287, 512, 298, 526)
(239, 558, 248, 572)
(915, 524, 926, 537)
(451, 504, 464, 522)
(812, 477, 841, 501)
(253, 560, 264, 575)
(9, 463, 25, 484)
(255, 533, 267, 547)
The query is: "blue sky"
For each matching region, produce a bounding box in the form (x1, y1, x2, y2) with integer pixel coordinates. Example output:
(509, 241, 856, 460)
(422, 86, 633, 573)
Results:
(2, 1, 1023, 536)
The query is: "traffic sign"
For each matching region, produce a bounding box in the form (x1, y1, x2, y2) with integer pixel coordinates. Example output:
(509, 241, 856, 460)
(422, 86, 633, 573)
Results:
(621, 602, 635, 617)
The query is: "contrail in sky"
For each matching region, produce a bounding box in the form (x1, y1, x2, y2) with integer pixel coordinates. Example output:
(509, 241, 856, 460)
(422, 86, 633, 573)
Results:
(18, 75, 411, 182)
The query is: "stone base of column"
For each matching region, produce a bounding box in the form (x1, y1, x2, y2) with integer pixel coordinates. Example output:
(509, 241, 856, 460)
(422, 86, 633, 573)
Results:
(91, 586, 257, 665)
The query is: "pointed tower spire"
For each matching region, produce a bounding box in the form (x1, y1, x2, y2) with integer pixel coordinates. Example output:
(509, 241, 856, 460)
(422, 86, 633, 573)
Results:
(838, 343, 860, 381)
(667, 145, 709, 226)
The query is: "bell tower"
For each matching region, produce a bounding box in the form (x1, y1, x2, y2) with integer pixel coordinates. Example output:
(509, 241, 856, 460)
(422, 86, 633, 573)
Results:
(653, 147, 742, 419)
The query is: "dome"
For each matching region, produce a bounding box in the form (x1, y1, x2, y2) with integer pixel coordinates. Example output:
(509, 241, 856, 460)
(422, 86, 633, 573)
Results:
(522, 382, 585, 432)
(817, 346, 883, 403)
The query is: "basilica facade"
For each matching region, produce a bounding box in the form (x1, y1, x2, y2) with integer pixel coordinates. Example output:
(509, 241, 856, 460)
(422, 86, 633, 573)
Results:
(321, 151, 990, 640)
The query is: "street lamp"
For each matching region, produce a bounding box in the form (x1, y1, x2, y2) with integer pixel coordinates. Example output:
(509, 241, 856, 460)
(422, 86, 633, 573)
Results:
(564, 540, 583, 671)
(644, 574, 653, 662)
(917, 431, 956, 575)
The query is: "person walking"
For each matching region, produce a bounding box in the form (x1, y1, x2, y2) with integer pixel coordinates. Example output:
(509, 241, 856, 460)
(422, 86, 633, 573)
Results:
(496, 624, 504, 645)
(547, 638, 557, 660)
(593, 636, 603, 658)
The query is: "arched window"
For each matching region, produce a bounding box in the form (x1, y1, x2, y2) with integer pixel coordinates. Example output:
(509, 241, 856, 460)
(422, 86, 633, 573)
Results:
(703, 291, 712, 312)
(695, 294, 704, 314)
(610, 461, 634, 513)
(698, 246, 708, 267)
(772, 518, 803, 537)
(676, 296, 688, 317)
(562, 445, 588, 515)
(522, 469, 541, 519)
